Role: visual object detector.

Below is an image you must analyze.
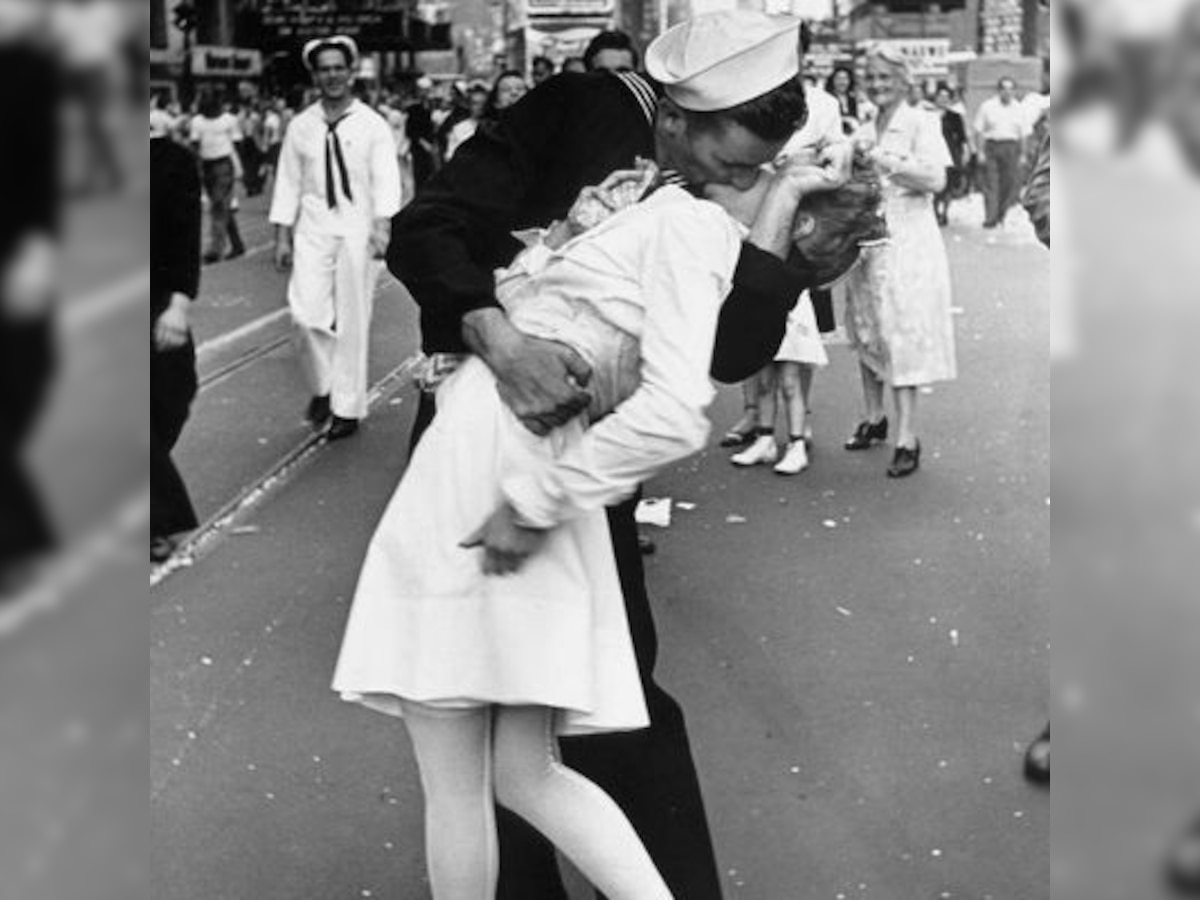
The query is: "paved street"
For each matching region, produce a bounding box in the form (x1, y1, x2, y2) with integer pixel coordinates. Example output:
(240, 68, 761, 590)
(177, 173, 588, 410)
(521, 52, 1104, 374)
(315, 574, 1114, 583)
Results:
(151, 195, 1049, 900)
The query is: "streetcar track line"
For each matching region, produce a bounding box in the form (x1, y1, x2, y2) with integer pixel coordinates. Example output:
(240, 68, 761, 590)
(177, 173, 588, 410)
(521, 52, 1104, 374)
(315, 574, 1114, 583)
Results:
(197, 307, 290, 361)
(196, 268, 397, 360)
(63, 267, 149, 334)
(0, 489, 149, 641)
(198, 332, 293, 392)
(150, 352, 424, 590)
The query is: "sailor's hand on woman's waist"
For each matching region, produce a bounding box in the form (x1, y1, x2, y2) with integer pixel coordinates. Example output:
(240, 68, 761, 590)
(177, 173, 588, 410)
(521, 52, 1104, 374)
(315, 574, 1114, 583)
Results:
(463, 308, 593, 436)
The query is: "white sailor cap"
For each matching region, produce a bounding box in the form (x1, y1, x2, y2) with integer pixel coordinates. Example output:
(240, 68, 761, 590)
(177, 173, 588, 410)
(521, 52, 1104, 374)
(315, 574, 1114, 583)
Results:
(645, 11, 801, 112)
(303, 35, 360, 72)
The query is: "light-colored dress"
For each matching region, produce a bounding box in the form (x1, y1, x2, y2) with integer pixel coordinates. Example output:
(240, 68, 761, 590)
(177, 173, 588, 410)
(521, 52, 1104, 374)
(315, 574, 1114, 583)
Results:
(773, 299, 828, 366)
(332, 186, 743, 736)
(846, 103, 957, 387)
(771, 86, 845, 369)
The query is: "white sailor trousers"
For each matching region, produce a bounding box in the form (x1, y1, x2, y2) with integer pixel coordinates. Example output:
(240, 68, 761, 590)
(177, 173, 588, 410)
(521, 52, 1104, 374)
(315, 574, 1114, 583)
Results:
(287, 230, 380, 420)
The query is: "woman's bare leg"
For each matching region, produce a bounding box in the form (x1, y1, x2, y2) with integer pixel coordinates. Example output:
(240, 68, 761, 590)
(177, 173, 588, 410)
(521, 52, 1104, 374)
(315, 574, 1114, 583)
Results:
(859, 361, 886, 424)
(893, 385, 919, 448)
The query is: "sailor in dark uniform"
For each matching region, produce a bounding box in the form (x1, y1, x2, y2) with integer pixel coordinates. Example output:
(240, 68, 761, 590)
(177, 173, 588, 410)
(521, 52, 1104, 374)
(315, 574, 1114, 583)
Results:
(387, 12, 848, 898)
(150, 128, 203, 561)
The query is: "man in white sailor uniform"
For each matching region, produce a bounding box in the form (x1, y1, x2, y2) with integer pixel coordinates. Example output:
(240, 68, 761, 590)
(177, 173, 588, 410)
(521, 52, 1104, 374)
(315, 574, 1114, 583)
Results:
(269, 35, 402, 440)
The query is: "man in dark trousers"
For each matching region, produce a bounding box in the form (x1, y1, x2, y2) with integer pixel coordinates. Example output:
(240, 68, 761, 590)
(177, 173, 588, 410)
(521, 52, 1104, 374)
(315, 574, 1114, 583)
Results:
(0, 12, 60, 592)
(389, 11, 846, 897)
(150, 125, 203, 562)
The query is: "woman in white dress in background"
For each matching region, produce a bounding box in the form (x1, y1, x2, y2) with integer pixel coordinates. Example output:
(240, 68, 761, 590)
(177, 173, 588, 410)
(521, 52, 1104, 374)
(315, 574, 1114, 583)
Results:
(843, 46, 957, 478)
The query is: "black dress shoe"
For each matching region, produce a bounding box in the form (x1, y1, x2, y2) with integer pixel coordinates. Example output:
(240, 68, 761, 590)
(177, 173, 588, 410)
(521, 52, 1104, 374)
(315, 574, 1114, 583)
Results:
(719, 427, 756, 448)
(1023, 723, 1049, 786)
(306, 395, 331, 429)
(226, 246, 246, 261)
(151, 535, 177, 563)
(327, 416, 359, 441)
(886, 441, 921, 478)
(844, 416, 888, 450)
(202, 252, 222, 265)
(637, 533, 657, 556)
(1166, 816, 1200, 896)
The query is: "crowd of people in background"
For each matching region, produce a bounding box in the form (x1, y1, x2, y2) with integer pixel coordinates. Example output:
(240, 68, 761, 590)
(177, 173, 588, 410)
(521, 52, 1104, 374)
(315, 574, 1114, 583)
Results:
(717, 51, 1048, 484)
(146, 27, 1055, 545)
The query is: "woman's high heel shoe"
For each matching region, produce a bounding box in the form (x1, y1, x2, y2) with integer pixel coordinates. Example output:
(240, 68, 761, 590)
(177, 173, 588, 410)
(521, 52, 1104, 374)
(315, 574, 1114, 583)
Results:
(1023, 723, 1049, 786)
(844, 416, 888, 450)
(886, 441, 921, 478)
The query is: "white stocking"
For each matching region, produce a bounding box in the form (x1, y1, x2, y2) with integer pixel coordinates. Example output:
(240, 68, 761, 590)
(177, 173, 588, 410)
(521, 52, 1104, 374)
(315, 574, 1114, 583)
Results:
(492, 706, 674, 900)
(399, 702, 498, 900)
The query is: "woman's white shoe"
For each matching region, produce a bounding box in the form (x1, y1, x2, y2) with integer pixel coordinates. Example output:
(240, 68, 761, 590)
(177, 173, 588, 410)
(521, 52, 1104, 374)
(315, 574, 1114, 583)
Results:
(731, 435, 778, 466)
(773, 440, 810, 475)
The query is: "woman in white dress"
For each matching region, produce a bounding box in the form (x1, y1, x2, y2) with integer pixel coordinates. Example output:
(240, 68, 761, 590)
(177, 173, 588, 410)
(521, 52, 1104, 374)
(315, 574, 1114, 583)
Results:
(332, 158, 883, 898)
(843, 46, 957, 477)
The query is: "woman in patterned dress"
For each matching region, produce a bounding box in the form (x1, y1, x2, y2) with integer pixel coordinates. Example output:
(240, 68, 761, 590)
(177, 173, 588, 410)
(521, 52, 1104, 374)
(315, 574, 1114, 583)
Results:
(843, 46, 957, 478)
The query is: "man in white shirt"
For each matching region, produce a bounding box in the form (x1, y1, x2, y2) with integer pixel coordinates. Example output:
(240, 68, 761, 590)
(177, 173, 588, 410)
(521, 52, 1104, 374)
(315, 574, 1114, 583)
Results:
(973, 76, 1030, 227)
(260, 97, 287, 195)
(269, 36, 402, 440)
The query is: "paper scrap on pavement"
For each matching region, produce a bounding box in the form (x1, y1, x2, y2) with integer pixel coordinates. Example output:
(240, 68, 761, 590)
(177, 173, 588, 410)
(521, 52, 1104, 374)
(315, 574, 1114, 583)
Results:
(835, 606, 853, 617)
(635, 497, 672, 528)
(725, 514, 747, 524)
(676, 501, 697, 511)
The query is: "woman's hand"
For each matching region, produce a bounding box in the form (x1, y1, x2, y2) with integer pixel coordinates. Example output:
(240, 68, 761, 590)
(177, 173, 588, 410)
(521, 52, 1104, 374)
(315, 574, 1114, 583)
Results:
(460, 502, 548, 576)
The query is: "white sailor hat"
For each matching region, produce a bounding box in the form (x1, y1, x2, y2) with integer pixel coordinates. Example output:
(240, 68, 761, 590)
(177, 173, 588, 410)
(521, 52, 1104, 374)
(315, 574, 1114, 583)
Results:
(645, 11, 801, 112)
(303, 35, 360, 72)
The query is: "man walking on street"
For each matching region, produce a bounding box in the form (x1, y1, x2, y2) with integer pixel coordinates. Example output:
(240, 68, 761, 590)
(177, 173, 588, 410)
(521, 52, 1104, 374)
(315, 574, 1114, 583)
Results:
(1, 7, 59, 591)
(270, 36, 401, 440)
(389, 11, 848, 897)
(974, 76, 1029, 228)
(151, 122, 203, 562)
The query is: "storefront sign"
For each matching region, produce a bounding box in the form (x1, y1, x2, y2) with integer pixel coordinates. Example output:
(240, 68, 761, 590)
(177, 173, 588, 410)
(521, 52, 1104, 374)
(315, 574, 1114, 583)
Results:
(257, 10, 405, 52)
(525, 0, 614, 14)
(191, 46, 263, 78)
(861, 38, 951, 76)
